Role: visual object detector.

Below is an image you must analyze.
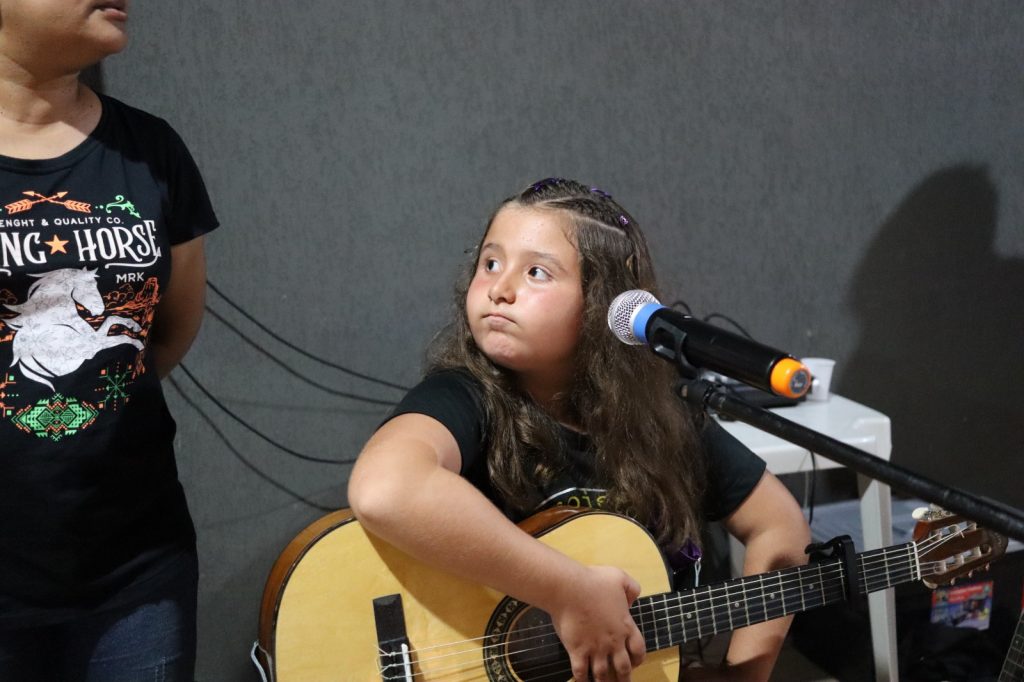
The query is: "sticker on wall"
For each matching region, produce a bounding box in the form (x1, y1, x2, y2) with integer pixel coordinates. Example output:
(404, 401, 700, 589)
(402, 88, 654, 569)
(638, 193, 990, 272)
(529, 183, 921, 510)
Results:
(930, 580, 994, 631)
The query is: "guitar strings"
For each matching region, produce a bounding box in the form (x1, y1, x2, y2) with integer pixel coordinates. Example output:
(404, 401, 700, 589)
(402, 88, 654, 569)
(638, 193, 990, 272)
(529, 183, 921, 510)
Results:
(382, 557, 856, 675)
(384, 653, 685, 682)
(379, 531, 970, 679)
(382, 537, 953, 679)
(399, 531, 946, 661)
(384, 558, 939, 680)
(390, 530, 965, 676)
(411, 528, 985, 678)
(377, 560, 847, 671)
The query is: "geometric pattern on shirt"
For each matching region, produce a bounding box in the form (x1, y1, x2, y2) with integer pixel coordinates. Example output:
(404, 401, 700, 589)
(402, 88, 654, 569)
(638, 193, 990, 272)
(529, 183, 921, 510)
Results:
(98, 363, 133, 411)
(10, 393, 99, 441)
(0, 370, 17, 419)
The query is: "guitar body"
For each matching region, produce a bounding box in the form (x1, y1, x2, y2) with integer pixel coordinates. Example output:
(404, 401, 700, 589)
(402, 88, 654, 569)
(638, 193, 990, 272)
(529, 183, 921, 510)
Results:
(258, 508, 679, 681)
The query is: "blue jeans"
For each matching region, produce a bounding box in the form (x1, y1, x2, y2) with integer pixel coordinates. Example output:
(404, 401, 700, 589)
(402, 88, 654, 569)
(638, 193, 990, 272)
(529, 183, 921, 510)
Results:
(0, 556, 198, 682)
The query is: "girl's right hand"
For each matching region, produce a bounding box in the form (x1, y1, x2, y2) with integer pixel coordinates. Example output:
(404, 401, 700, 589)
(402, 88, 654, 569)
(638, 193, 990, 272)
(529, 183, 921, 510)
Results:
(548, 564, 647, 682)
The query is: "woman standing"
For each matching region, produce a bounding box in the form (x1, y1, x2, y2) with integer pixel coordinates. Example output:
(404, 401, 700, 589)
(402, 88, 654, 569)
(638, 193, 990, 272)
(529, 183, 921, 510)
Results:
(0, 1, 217, 679)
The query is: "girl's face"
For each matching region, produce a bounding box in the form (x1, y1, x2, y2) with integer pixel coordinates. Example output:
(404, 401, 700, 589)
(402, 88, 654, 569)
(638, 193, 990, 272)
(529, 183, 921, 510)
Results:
(466, 205, 585, 394)
(0, 0, 129, 72)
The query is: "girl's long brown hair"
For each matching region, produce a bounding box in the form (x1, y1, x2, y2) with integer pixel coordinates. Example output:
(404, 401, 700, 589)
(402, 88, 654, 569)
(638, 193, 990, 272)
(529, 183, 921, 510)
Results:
(429, 178, 707, 549)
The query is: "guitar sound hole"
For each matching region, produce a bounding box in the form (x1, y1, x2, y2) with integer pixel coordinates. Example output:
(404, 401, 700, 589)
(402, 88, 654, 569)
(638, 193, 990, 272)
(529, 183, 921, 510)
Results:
(505, 607, 571, 682)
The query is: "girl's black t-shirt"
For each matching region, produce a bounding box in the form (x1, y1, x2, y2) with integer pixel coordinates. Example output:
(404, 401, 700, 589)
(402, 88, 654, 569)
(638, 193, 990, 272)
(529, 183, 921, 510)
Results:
(389, 370, 767, 525)
(0, 94, 218, 626)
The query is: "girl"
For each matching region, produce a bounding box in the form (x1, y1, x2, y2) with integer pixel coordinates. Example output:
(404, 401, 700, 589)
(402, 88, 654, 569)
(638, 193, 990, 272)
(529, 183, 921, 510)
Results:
(348, 178, 810, 681)
(0, 1, 216, 679)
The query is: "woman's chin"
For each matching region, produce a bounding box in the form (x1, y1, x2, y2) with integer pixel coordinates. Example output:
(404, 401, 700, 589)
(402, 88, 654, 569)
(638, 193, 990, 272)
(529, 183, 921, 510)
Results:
(97, 31, 129, 56)
(85, 19, 130, 57)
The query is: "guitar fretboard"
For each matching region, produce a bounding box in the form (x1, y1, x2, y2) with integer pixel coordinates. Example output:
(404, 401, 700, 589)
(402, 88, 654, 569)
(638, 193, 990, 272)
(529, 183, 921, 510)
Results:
(631, 541, 918, 649)
(999, 610, 1024, 682)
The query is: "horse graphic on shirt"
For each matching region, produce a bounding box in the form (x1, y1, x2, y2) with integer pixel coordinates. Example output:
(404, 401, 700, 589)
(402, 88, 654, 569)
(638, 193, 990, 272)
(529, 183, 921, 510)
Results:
(4, 268, 144, 391)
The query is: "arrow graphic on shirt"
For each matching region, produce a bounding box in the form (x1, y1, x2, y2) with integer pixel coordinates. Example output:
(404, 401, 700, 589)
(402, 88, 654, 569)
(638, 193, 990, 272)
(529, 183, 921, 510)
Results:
(5, 191, 92, 215)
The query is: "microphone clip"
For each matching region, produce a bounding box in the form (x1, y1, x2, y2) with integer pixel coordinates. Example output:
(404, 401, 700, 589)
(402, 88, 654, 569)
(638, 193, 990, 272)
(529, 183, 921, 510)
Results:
(659, 318, 722, 410)
(648, 315, 700, 380)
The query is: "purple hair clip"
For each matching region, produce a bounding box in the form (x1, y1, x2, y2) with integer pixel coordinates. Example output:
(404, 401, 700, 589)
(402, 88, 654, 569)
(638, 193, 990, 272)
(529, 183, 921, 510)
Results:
(589, 186, 612, 199)
(618, 215, 630, 226)
(530, 177, 564, 193)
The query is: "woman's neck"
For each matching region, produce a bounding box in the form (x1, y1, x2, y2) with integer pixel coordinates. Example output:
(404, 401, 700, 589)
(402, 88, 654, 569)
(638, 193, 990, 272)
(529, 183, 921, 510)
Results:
(0, 66, 100, 158)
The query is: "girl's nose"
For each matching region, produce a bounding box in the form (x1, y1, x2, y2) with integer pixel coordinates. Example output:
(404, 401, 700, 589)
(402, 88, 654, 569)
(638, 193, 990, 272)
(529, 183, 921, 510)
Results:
(488, 272, 516, 304)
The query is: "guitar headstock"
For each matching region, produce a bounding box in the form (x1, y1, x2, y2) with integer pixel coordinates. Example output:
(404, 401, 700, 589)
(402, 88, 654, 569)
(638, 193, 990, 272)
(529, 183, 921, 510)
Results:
(912, 507, 1008, 589)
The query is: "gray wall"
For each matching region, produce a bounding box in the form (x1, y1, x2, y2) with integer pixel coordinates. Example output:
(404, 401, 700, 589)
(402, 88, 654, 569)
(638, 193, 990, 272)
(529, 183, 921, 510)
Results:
(101, 2, 1023, 679)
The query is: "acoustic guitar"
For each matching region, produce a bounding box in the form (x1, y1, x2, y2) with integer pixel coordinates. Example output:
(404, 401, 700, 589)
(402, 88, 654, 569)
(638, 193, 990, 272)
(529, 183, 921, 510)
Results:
(1000, 608, 1024, 681)
(256, 506, 1005, 681)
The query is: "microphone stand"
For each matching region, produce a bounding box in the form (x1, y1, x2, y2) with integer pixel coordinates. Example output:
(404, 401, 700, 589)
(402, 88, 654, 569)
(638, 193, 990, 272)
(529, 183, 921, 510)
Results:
(674, 374, 1024, 543)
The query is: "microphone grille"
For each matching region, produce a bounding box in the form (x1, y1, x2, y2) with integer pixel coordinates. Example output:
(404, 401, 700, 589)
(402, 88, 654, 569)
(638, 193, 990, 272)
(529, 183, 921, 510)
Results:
(607, 290, 660, 345)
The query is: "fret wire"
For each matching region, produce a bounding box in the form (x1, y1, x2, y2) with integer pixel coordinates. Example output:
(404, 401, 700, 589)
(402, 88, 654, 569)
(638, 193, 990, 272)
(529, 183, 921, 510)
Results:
(709, 583, 720, 635)
(776, 570, 787, 617)
(711, 583, 728, 637)
(730, 581, 742, 631)
(652, 594, 661, 651)
(756, 573, 768, 626)
(741, 573, 750, 629)
(659, 594, 670, 648)
(696, 585, 704, 638)
(723, 581, 734, 632)
(658, 594, 672, 646)
(641, 595, 654, 652)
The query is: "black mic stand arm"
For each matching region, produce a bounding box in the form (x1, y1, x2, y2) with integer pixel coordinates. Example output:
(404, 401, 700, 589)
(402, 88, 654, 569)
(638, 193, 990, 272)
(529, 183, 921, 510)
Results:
(676, 376, 1024, 544)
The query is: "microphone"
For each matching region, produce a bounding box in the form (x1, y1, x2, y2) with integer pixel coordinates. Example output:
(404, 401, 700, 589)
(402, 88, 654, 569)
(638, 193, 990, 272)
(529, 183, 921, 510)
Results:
(607, 290, 811, 399)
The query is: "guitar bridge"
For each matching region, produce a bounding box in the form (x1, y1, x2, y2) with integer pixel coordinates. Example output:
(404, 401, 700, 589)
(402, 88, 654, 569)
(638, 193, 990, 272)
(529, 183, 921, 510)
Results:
(373, 594, 414, 681)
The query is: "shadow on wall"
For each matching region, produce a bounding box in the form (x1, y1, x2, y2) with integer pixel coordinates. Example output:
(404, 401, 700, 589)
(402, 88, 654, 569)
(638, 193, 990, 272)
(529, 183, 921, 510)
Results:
(839, 165, 1024, 512)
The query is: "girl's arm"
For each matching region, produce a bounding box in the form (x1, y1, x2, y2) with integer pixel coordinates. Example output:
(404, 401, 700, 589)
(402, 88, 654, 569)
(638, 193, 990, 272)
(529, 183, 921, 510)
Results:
(347, 413, 647, 682)
(687, 471, 811, 681)
(149, 236, 207, 379)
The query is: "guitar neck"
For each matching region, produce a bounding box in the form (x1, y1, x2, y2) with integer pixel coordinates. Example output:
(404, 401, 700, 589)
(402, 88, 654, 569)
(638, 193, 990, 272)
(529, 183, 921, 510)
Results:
(999, 610, 1024, 682)
(632, 542, 918, 650)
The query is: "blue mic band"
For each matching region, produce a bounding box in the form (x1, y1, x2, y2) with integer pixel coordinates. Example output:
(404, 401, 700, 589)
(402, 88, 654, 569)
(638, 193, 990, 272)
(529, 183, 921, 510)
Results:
(631, 302, 663, 344)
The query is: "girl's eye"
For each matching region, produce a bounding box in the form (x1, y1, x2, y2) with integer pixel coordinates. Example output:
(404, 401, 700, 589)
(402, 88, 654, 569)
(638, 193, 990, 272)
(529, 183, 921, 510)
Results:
(483, 258, 500, 272)
(528, 266, 551, 281)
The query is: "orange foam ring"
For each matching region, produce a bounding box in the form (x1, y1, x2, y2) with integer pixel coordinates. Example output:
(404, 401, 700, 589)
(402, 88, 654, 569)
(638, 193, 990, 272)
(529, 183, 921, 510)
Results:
(770, 357, 811, 398)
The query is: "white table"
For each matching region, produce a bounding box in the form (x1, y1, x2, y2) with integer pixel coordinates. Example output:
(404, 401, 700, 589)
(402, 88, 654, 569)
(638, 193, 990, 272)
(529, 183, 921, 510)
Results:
(718, 394, 898, 682)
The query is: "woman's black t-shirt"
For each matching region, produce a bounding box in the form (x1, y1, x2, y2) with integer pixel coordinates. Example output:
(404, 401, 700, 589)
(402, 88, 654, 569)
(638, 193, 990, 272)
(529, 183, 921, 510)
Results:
(0, 95, 218, 626)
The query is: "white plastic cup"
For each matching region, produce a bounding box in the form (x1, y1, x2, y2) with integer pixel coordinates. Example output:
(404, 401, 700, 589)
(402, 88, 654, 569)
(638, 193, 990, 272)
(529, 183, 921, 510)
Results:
(802, 357, 836, 401)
